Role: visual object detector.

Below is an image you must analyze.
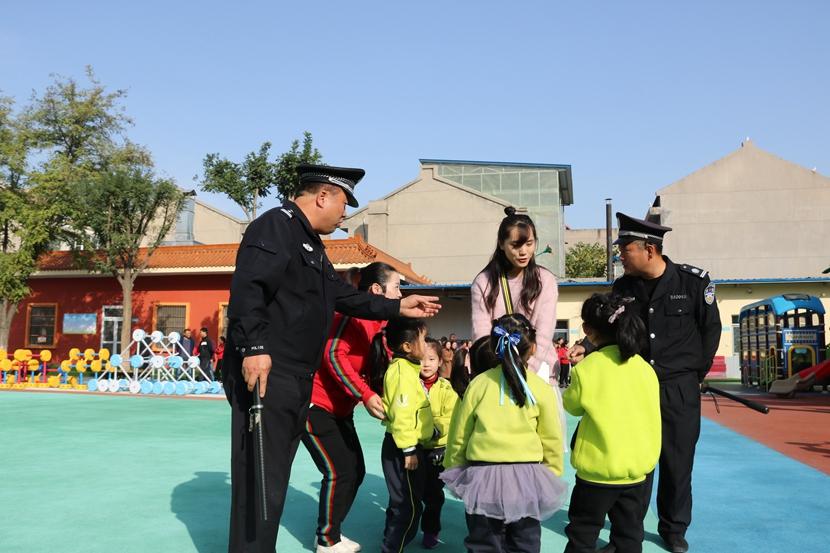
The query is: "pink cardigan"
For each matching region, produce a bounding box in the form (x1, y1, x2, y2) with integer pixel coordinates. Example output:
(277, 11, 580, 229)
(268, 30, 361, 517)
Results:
(471, 268, 559, 381)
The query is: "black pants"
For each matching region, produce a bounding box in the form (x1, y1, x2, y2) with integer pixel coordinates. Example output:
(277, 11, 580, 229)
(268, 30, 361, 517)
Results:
(301, 406, 366, 546)
(465, 513, 541, 553)
(646, 373, 701, 539)
(421, 452, 445, 535)
(564, 478, 650, 553)
(381, 433, 425, 553)
(225, 364, 313, 553)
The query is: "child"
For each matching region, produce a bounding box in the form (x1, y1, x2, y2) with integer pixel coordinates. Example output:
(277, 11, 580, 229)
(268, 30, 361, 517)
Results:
(419, 338, 459, 549)
(449, 336, 498, 399)
(369, 317, 434, 553)
(562, 293, 661, 553)
(442, 314, 567, 553)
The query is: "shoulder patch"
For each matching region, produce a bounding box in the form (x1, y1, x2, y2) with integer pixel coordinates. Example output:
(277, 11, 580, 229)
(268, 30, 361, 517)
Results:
(679, 264, 708, 279)
(704, 283, 716, 305)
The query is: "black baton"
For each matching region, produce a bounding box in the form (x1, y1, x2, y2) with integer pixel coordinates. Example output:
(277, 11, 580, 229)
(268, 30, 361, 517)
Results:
(249, 381, 270, 520)
(701, 382, 770, 414)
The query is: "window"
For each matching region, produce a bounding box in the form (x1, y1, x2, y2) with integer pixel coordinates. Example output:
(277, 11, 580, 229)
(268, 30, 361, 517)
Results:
(153, 304, 188, 336)
(731, 315, 741, 354)
(553, 320, 569, 344)
(218, 302, 229, 340)
(27, 304, 58, 347)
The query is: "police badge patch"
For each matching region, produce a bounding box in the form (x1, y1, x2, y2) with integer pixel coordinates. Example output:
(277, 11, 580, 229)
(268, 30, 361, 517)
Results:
(704, 283, 716, 305)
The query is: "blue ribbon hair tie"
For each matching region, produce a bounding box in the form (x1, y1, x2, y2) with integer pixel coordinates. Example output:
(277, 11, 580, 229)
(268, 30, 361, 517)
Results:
(493, 326, 521, 358)
(494, 326, 537, 406)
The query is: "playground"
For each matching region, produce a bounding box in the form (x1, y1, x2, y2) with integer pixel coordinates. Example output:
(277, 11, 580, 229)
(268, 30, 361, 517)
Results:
(1, 387, 827, 553)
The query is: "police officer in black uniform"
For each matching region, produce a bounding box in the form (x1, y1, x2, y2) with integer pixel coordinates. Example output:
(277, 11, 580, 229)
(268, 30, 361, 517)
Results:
(610, 213, 720, 553)
(224, 164, 440, 553)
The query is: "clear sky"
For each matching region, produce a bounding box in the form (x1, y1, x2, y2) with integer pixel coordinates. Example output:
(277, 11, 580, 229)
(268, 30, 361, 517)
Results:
(3, 1, 828, 229)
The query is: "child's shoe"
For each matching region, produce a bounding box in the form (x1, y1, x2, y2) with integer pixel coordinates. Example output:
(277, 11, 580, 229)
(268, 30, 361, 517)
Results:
(315, 541, 354, 553)
(422, 532, 440, 549)
(340, 535, 362, 551)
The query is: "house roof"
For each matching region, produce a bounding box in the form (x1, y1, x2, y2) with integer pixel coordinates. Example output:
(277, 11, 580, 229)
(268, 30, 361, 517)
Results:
(34, 237, 432, 284)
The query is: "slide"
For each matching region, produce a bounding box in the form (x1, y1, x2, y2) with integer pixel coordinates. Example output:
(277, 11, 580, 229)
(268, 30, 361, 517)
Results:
(768, 359, 830, 397)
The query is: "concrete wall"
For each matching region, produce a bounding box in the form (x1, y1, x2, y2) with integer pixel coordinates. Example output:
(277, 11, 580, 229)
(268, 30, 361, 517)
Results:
(656, 141, 830, 279)
(344, 167, 511, 284)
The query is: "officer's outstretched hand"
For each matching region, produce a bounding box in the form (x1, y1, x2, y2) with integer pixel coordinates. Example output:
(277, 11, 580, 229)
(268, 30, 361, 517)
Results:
(400, 295, 441, 318)
(242, 354, 271, 398)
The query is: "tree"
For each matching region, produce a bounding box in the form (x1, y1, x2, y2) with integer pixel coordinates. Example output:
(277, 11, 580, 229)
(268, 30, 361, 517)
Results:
(70, 167, 187, 352)
(565, 242, 608, 279)
(198, 131, 322, 221)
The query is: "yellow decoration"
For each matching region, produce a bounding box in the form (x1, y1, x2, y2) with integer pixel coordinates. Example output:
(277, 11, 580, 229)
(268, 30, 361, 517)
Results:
(1, 359, 11, 371)
(0, 348, 6, 359)
(13, 349, 26, 362)
(40, 350, 52, 362)
(69, 348, 81, 360)
(90, 359, 103, 373)
(60, 360, 71, 372)
(99, 348, 110, 361)
(28, 359, 39, 369)
(83, 348, 95, 361)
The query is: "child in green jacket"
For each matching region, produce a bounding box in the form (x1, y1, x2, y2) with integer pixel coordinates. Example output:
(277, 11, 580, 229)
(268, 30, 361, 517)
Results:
(443, 314, 567, 553)
(369, 317, 434, 553)
(563, 293, 661, 553)
(419, 337, 459, 548)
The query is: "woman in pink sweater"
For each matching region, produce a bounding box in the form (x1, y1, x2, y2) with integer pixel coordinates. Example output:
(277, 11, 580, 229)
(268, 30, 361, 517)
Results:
(471, 207, 559, 383)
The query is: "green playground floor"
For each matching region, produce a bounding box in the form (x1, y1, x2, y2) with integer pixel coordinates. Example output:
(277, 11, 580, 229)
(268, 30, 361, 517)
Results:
(1, 390, 827, 552)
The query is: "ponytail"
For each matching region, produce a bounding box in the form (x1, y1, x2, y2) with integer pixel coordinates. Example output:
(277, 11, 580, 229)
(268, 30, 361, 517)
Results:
(490, 314, 536, 407)
(368, 330, 390, 395)
(580, 293, 646, 361)
(450, 348, 471, 398)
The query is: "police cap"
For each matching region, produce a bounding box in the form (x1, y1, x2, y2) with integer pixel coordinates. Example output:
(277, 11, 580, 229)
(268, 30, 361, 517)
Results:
(614, 212, 672, 245)
(297, 163, 365, 208)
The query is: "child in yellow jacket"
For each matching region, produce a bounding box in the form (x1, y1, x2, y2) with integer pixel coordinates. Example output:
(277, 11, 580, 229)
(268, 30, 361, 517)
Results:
(419, 337, 459, 548)
(368, 317, 434, 553)
(442, 314, 567, 553)
(563, 293, 661, 553)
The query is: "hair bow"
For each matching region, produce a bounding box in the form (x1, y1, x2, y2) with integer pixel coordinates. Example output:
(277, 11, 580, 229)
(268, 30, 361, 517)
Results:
(493, 326, 521, 358)
(608, 305, 626, 324)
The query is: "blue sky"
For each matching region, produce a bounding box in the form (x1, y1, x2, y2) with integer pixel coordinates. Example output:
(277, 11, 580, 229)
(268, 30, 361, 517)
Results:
(3, 1, 828, 229)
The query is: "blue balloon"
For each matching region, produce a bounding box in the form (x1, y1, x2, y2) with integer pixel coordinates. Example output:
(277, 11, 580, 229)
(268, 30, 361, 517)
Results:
(163, 381, 175, 395)
(140, 380, 153, 394)
(130, 355, 144, 369)
(87, 378, 98, 392)
(152, 380, 163, 394)
(110, 354, 122, 367)
(168, 355, 183, 369)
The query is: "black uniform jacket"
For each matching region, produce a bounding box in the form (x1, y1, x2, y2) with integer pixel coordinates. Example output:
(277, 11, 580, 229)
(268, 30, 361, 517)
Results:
(226, 201, 400, 375)
(612, 257, 721, 382)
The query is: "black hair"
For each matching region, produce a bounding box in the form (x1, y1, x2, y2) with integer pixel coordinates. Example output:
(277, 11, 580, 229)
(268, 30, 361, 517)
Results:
(483, 206, 543, 315)
(200, 327, 208, 333)
(580, 293, 646, 361)
(369, 317, 427, 394)
(294, 180, 340, 198)
(424, 336, 443, 360)
(450, 335, 498, 398)
(490, 313, 536, 407)
(357, 262, 397, 293)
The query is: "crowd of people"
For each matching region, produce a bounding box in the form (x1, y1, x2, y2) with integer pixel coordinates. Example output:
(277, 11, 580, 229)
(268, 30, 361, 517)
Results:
(222, 164, 720, 553)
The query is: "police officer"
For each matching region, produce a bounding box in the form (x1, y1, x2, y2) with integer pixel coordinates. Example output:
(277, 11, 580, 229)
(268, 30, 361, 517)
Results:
(224, 163, 440, 553)
(610, 213, 720, 553)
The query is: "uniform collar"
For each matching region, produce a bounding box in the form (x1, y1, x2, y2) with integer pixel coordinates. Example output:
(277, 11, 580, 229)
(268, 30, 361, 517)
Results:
(283, 200, 323, 245)
(649, 256, 678, 302)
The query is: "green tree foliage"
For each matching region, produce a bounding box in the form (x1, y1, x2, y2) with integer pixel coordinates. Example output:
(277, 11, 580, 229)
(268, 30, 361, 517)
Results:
(199, 131, 322, 221)
(71, 167, 186, 351)
(565, 242, 608, 279)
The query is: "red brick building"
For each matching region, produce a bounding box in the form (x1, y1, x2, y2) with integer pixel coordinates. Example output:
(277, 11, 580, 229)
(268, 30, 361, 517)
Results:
(11, 237, 429, 361)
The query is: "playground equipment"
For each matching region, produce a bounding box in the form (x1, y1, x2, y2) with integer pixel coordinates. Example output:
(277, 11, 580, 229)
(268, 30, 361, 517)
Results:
(0, 349, 53, 389)
(88, 329, 223, 396)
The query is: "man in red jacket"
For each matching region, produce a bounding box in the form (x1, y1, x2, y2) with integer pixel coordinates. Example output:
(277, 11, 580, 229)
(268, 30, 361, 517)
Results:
(302, 262, 401, 553)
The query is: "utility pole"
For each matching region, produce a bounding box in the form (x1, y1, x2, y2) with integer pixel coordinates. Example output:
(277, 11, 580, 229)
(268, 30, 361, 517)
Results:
(605, 198, 613, 281)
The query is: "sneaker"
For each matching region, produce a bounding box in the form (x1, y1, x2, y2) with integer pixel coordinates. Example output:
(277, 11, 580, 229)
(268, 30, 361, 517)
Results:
(315, 541, 354, 553)
(340, 535, 362, 552)
(422, 532, 440, 549)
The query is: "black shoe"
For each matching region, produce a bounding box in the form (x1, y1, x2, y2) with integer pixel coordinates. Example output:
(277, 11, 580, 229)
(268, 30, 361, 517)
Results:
(662, 535, 689, 553)
(597, 543, 616, 553)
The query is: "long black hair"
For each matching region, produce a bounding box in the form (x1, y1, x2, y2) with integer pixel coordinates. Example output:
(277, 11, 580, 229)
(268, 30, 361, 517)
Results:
(369, 317, 427, 394)
(450, 335, 499, 398)
(358, 262, 396, 292)
(580, 293, 646, 361)
(490, 313, 536, 407)
(482, 206, 543, 315)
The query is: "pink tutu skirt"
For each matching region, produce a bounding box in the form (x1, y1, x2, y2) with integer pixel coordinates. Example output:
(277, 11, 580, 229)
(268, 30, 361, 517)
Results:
(441, 463, 568, 523)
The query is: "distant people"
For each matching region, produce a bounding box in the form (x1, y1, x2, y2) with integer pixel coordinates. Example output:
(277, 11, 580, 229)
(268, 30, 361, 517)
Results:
(556, 338, 571, 388)
(439, 343, 454, 379)
(449, 335, 498, 399)
(178, 328, 194, 359)
(213, 336, 225, 381)
(196, 327, 216, 380)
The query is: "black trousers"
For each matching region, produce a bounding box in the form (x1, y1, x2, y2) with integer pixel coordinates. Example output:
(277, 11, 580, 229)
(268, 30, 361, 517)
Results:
(225, 365, 313, 553)
(465, 513, 541, 553)
(381, 433, 425, 553)
(421, 451, 445, 535)
(564, 478, 650, 553)
(301, 406, 366, 546)
(646, 372, 701, 538)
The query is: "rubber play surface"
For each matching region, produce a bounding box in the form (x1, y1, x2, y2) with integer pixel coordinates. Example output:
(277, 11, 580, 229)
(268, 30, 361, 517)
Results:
(1, 390, 827, 552)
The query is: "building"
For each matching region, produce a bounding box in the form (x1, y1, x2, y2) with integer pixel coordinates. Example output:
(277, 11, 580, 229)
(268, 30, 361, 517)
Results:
(341, 159, 573, 283)
(11, 237, 429, 360)
(651, 140, 830, 279)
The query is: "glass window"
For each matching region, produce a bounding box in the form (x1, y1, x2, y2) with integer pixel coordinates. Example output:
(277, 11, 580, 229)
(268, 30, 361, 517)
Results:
(155, 304, 187, 336)
(553, 320, 569, 344)
(218, 303, 229, 340)
(27, 304, 57, 347)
